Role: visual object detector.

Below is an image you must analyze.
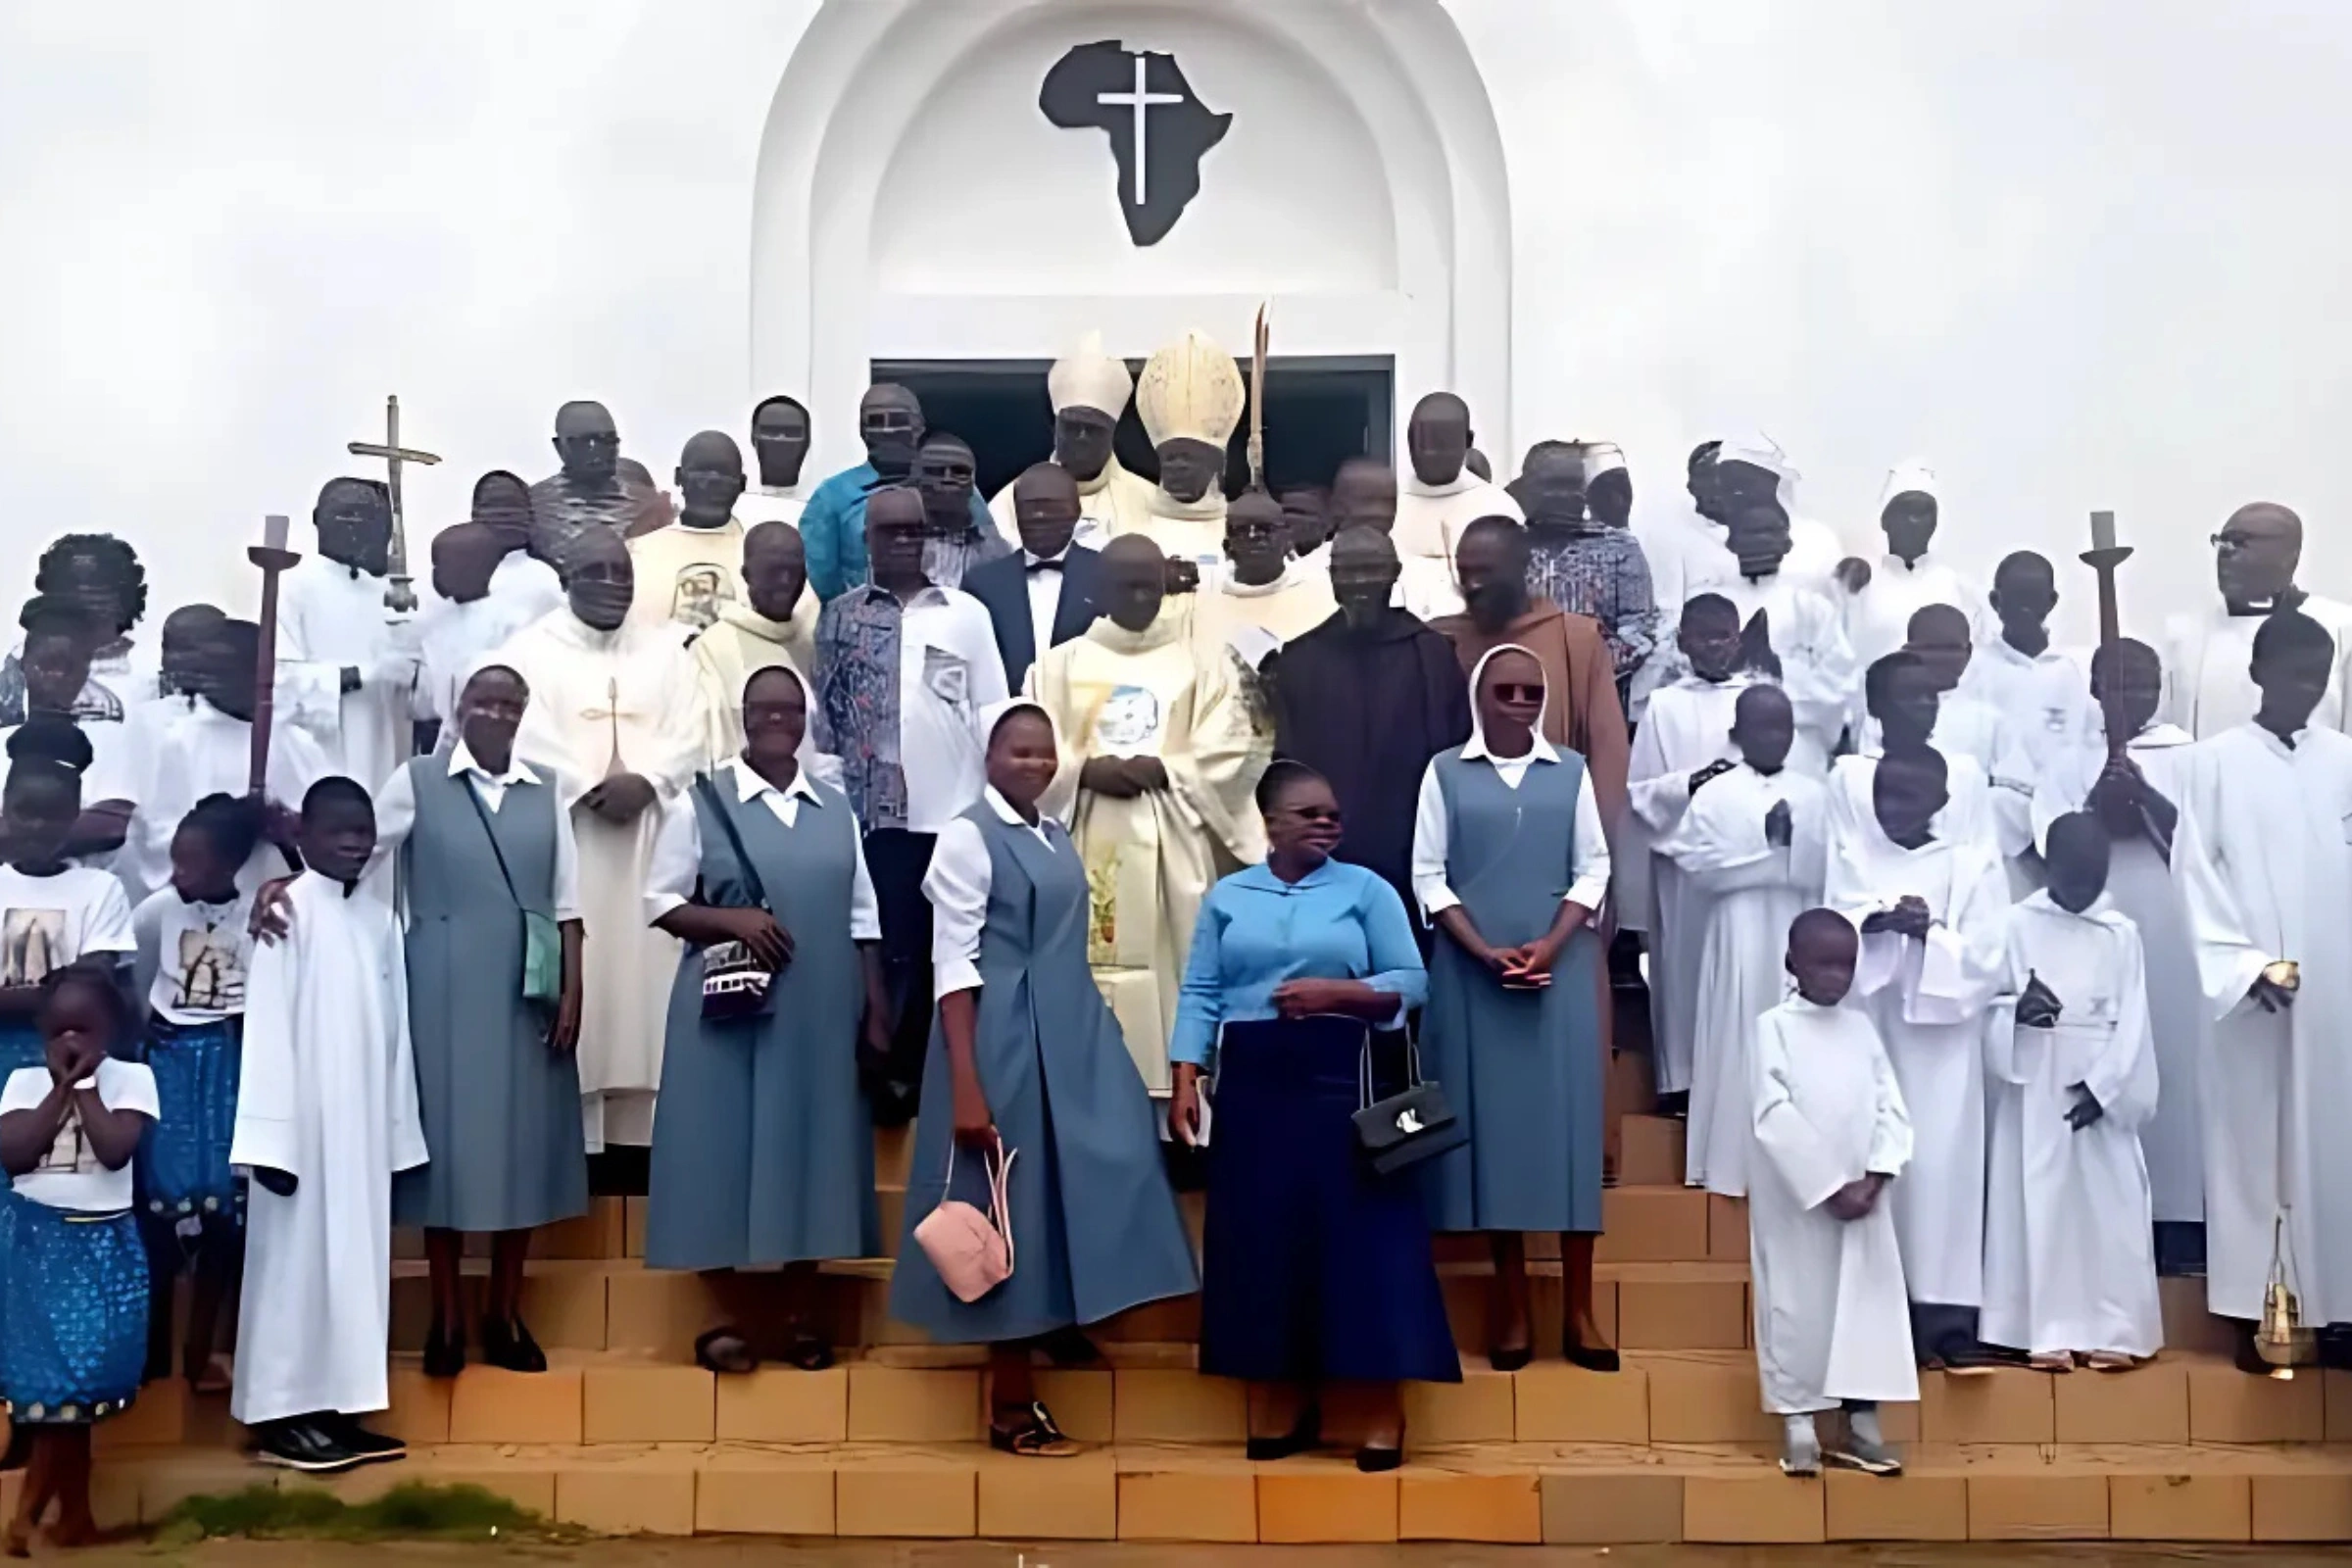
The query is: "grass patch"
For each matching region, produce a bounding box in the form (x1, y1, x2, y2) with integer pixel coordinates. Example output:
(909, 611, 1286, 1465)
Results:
(151, 1482, 581, 1547)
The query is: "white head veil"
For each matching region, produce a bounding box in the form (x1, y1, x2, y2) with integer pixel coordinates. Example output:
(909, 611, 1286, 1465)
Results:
(1465, 642, 1551, 758)
(1877, 461, 1939, 511)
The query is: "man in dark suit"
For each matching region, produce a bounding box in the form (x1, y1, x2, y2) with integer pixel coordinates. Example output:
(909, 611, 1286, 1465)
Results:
(962, 463, 1103, 689)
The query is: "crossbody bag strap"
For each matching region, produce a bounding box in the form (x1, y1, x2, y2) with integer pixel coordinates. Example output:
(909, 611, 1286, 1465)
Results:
(694, 772, 772, 913)
(457, 766, 527, 912)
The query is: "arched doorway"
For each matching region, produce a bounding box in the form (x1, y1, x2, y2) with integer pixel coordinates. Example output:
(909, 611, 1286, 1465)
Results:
(751, 0, 1511, 486)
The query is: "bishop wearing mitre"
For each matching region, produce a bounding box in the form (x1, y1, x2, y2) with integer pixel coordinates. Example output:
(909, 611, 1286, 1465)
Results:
(1131, 329, 1246, 580)
(989, 332, 1157, 550)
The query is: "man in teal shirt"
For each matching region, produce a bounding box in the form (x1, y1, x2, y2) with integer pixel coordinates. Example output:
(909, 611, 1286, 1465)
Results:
(804, 383, 1002, 601)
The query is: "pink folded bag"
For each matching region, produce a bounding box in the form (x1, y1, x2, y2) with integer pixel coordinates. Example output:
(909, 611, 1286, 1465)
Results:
(913, 1138, 1016, 1302)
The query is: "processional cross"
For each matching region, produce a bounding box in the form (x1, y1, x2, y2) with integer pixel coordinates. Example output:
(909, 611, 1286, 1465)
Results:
(347, 394, 441, 613)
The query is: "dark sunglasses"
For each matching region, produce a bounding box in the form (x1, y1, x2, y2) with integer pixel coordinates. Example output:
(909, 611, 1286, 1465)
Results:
(1490, 682, 1544, 703)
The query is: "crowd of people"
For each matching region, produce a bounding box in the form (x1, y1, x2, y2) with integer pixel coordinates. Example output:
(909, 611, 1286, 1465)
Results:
(0, 320, 2343, 1540)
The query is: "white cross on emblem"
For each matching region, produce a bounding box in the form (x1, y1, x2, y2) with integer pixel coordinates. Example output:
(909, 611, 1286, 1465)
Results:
(1097, 54, 1184, 208)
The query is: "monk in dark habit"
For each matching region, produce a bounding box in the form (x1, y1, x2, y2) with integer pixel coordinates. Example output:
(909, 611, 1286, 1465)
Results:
(1268, 526, 1470, 919)
(1432, 515, 1630, 834)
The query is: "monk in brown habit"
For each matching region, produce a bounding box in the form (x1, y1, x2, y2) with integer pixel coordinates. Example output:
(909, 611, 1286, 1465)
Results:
(1432, 514, 1630, 831)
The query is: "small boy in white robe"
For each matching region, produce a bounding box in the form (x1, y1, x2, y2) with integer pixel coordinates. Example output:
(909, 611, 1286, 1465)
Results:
(230, 777, 425, 1475)
(1749, 907, 1916, 1477)
(1827, 744, 2011, 1371)
(1898, 605, 2034, 865)
(1662, 684, 1828, 1198)
(1982, 812, 2163, 1368)
(1625, 594, 1751, 1110)
(1831, 652, 1998, 866)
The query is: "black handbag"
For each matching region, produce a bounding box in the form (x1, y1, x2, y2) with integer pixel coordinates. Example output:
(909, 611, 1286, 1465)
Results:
(694, 775, 779, 1022)
(1350, 1028, 1468, 1175)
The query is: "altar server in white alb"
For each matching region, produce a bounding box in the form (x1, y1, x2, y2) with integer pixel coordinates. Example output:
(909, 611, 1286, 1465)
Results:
(1827, 745, 2010, 1370)
(230, 778, 424, 1475)
(2031, 638, 2206, 1277)
(1713, 503, 1854, 773)
(273, 479, 419, 797)
(1663, 684, 1828, 1198)
(1623, 594, 1752, 1110)
(1748, 908, 1914, 1479)
(2173, 608, 2352, 1372)
(1981, 813, 2162, 1369)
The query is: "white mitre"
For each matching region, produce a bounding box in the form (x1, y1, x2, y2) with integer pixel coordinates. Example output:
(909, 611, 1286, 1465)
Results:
(1049, 330, 1134, 418)
(1715, 430, 1799, 507)
(1878, 460, 1938, 508)
(1138, 329, 1245, 450)
(1582, 440, 1628, 482)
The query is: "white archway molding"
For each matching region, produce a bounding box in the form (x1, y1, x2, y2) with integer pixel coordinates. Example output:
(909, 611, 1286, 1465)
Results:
(750, 0, 1513, 477)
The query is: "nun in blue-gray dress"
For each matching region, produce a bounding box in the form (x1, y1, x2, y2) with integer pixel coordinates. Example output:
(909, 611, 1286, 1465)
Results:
(1412, 644, 1616, 1374)
(890, 700, 1197, 1458)
(645, 664, 886, 1376)
(380, 658, 590, 1380)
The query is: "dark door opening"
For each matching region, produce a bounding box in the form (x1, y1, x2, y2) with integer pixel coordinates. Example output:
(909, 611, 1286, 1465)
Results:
(872, 356, 1394, 506)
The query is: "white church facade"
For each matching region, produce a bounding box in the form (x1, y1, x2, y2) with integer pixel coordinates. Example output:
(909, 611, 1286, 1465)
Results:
(2, 0, 2348, 632)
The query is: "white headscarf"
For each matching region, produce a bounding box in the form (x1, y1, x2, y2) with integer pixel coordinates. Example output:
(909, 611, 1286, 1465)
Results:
(1580, 441, 1628, 482)
(1877, 461, 1938, 510)
(1465, 642, 1552, 760)
(1714, 430, 1799, 508)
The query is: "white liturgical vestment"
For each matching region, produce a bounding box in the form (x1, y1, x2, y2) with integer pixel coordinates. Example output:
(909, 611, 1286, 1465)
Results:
(1747, 996, 1918, 1413)
(275, 557, 418, 797)
(230, 870, 425, 1426)
(2175, 722, 2352, 1322)
(499, 611, 708, 1150)
(2162, 595, 2352, 740)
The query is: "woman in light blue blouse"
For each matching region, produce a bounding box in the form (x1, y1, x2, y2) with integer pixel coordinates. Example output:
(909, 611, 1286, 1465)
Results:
(1167, 760, 1457, 1474)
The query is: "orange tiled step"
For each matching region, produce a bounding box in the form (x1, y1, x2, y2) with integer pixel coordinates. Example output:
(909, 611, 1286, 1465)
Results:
(51, 1430, 2352, 1544)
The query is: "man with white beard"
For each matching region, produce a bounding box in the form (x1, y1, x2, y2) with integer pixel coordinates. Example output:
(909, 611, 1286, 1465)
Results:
(1662, 684, 1827, 1198)
(2174, 608, 2352, 1372)
(2031, 638, 2205, 1276)
(1747, 907, 1915, 1477)
(1827, 745, 2011, 1371)
(1981, 812, 2163, 1369)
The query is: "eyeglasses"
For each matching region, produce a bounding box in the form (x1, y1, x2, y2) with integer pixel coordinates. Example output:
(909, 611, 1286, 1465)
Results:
(863, 412, 919, 434)
(1490, 683, 1544, 703)
(2211, 531, 2263, 552)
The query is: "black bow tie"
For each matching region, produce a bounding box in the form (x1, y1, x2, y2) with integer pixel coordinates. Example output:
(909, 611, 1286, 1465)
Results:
(1027, 558, 1063, 573)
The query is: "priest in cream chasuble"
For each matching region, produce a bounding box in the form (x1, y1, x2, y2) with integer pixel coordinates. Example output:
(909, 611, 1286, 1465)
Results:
(1027, 539, 1266, 1090)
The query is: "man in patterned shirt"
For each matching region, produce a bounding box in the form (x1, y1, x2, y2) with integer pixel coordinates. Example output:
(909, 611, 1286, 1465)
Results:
(1512, 440, 1659, 702)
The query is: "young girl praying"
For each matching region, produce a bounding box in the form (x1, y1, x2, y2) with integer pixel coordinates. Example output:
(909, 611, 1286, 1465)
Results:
(0, 964, 156, 1554)
(131, 793, 264, 1391)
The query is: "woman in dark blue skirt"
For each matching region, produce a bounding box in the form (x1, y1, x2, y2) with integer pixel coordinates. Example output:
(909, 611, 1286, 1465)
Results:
(0, 966, 155, 1553)
(1168, 761, 1455, 1474)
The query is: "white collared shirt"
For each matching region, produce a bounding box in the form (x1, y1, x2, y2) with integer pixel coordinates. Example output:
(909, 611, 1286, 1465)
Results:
(897, 585, 1012, 835)
(1409, 735, 1612, 917)
(920, 784, 1059, 999)
(371, 744, 582, 921)
(641, 756, 881, 937)
(1023, 549, 1069, 661)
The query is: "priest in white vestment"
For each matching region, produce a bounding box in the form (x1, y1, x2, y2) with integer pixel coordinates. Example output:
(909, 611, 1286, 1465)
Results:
(1129, 329, 1245, 580)
(691, 520, 822, 767)
(1393, 391, 1523, 597)
(2032, 638, 2206, 1263)
(499, 533, 708, 1150)
(627, 431, 751, 636)
(1827, 746, 2011, 1368)
(275, 478, 419, 796)
(1838, 464, 1986, 684)
(230, 783, 425, 1452)
(2162, 502, 2352, 738)
(2174, 608, 2352, 1347)
(1028, 538, 1266, 1091)
(415, 523, 546, 749)
(988, 334, 1155, 550)
(1624, 595, 1753, 1101)
(1663, 685, 1827, 1198)
(1981, 817, 2163, 1366)
(1186, 491, 1337, 675)
(1748, 909, 1915, 1475)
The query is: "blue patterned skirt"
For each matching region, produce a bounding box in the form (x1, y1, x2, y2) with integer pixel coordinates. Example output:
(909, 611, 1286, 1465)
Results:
(137, 1015, 245, 1225)
(0, 1195, 146, 1424)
